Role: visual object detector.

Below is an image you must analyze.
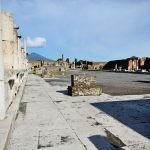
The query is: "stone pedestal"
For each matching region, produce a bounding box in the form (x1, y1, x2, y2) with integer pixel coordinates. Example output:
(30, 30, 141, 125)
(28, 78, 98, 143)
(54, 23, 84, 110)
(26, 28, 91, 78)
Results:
(68, 74, 102, 96)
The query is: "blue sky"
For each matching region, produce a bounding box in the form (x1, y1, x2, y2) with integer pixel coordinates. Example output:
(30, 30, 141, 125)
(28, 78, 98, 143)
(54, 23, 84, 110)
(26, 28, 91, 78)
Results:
(3, 0, 150, 61)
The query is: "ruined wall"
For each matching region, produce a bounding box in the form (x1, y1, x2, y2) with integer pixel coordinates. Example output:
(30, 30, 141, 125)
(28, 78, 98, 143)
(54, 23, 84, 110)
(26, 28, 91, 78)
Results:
(58, 61, 69, 70)
(28, 61, 50, 70)
(68, 74, 102, 96)
(28, 61, 40, 69)
(88, 62, 107, 70)
(128, 59, 138, 71)
(0, 12, 27, 110)
(103, 57, 145, 71)
(103, 59, 128, 70)
(139, 57, 150, 71)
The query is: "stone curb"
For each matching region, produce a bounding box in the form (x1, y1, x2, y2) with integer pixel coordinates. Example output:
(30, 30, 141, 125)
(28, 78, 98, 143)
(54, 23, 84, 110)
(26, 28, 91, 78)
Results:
(0, 76, 27, 150)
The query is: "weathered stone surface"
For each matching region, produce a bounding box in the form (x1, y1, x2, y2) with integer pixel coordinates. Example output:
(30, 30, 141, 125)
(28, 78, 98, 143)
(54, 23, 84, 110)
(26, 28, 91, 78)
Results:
(71, 74, 96, 87)
(68, 85, 102, 96)
(68, 74, 102, 96)
(8, 75, 150, 150)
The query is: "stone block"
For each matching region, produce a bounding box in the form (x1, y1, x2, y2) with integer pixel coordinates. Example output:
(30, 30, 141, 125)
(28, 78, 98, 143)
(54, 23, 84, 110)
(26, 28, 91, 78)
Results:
(68, 85, 102, 96)
(71, 74, 96, 87)
(68, 74, 102, 96)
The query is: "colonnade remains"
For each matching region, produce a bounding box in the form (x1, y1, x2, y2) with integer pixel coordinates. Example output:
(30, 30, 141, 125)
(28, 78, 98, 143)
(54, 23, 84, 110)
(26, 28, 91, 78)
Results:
(0, 12, 28, 120)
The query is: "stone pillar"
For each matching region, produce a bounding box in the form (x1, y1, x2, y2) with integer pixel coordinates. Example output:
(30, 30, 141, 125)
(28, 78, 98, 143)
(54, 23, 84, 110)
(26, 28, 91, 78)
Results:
(17, 35, 21, 70)
(115, 64, 117, 71)
(13, 43, 18, 70)
(2, 12, 14, 70)
(0, 13, 5, 120)
(13, 27, 19, 70)
(136, 60, 139, 70)
(72, 63, 75, 70)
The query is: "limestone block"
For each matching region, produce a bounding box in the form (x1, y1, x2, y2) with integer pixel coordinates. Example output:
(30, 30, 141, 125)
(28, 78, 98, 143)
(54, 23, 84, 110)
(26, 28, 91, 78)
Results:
(3, 41, 15, 69)
(2, 12, 14, 41)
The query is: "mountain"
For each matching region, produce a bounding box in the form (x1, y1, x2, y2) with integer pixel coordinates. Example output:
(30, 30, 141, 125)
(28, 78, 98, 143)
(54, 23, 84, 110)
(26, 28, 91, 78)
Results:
(27, 53, 54, 62)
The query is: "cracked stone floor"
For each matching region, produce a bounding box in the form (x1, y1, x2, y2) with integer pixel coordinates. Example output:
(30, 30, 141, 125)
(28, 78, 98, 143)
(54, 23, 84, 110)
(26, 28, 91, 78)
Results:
(8, 74, 150, 150)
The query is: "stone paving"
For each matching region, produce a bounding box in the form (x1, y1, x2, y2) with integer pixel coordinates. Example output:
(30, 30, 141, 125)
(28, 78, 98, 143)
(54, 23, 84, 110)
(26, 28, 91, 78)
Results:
(9, 74, 150, 150)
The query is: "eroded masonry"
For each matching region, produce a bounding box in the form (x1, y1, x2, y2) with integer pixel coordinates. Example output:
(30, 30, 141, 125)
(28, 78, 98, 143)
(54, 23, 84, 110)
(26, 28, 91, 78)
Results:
(0, 12, 27, 120)
(68, 74, 102, 96)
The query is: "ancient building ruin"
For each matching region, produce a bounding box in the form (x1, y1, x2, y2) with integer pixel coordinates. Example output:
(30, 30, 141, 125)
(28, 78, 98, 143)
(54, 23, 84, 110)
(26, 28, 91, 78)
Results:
(0, 12, 27, 120)
(139, 57, 150, 72)
(103, 56, 150, 72)
(68, 74, 102, 96)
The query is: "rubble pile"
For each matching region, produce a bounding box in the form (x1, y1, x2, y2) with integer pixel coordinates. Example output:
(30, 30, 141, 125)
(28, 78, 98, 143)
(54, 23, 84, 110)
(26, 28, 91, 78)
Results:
(68, 74, 102, 96)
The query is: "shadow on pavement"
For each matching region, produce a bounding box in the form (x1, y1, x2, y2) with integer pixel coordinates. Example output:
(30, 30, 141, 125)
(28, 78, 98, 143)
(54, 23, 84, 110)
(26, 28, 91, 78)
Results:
(134, 80, 150, 84)
(91, 99, 150, 139)
(88, 135, 126, 150)
(56, 90, 68, 95)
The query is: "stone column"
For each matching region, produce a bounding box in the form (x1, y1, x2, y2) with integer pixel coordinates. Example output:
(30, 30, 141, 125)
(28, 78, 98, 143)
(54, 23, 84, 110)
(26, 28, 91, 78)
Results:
(136, 59, 139, 70)
(115, 64, 118, 71)
(0, 13, 5, 120)
(13, 27, 18, 70)
(17, 35, 21, 70)
(13, 42, 18, 70)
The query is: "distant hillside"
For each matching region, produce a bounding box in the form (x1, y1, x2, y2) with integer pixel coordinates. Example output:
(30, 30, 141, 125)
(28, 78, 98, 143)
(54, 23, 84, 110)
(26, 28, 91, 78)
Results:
(28, 53, 54, 62)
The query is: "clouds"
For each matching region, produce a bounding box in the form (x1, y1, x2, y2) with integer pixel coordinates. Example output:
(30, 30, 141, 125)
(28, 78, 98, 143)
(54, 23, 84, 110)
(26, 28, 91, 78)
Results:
(27, 37, 46, 48)
(4, 0, 150, 60)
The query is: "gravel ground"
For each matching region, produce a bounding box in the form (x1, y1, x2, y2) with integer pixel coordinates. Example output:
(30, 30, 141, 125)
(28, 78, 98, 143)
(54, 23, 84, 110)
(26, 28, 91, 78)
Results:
(45, 70, 150, 96)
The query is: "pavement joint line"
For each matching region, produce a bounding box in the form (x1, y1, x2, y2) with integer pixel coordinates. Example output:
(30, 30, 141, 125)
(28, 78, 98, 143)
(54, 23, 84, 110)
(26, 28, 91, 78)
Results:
(127, 142, 150, 147)
(42, 79, 88, 150)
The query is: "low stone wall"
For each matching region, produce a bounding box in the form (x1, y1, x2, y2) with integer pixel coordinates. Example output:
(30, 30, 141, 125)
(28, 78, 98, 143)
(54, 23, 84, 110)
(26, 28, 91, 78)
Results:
(4, 70, 27, 109)
(68, 74, 102, 96)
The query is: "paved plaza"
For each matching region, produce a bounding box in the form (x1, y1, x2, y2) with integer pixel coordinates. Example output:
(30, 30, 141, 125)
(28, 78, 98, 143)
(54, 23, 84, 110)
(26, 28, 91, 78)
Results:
(46, 71, 150, 95)
(9, 74, 150, 150)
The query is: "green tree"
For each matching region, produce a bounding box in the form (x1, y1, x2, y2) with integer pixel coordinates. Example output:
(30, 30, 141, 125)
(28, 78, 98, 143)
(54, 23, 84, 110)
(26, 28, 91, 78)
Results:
(66, 58, 70, 63)
(75, 58, 77, 64)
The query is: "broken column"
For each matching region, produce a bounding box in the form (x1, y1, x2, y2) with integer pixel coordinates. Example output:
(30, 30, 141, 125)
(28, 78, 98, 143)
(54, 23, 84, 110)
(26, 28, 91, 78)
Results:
(68, 74, 102, 96)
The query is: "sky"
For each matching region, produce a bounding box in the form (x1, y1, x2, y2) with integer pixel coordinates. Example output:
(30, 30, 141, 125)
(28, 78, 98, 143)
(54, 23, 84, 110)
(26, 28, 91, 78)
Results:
(3, 0, 150, 61)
